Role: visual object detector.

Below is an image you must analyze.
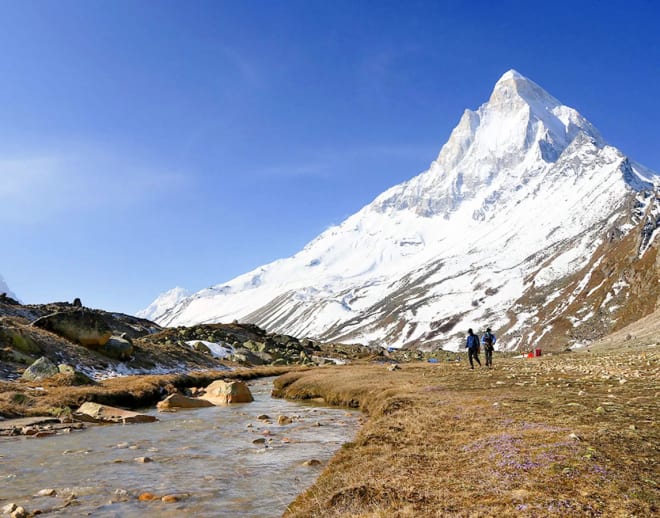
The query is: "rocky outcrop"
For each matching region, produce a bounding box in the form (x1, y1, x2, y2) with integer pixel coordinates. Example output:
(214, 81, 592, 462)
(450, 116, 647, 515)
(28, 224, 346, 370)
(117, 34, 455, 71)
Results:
(156, 393, 214, 411)
(74, 402, 157, 424)
(32, 309, 112, 347)
(199, 380, 254, 405)
(0, 297, 373, 381)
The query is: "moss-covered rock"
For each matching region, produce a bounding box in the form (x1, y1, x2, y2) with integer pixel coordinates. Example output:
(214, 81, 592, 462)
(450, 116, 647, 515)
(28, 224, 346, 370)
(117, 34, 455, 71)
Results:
(11, 331, 41, 354)
(21, 356, 59, 381)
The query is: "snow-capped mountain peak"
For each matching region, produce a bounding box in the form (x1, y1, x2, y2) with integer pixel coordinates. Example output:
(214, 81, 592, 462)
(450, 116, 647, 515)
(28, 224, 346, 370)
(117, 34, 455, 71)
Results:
(372, 70, 607, 220)
(136, 286, 189, 322)
(142, 70, 659, 352)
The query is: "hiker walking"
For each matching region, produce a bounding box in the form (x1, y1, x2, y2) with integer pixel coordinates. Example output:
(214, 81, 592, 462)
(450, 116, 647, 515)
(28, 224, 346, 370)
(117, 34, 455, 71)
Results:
(481, 328, 496, 367)
(465, 328, 481, 369)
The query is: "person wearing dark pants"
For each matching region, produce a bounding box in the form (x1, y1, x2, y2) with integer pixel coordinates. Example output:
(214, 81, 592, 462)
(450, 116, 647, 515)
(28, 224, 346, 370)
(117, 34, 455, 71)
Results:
(465, 328, 481, 369)
(481, 328, 496, 367)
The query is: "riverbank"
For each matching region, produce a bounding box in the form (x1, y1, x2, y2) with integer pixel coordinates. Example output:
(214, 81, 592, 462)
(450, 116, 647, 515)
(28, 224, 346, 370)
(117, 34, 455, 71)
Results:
(0, 365, 304, 422)
(273, 346, 659, 517)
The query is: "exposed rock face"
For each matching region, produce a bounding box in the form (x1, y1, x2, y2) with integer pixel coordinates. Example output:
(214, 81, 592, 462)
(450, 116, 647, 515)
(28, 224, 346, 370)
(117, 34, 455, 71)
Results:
(199, 380, 254, 405)
(156, 393, 215, 411)
(21, 356, 59, 381)
(74, 402, 157, 424)
(32, 309, 112, 347)
(2, 297, 364, 380)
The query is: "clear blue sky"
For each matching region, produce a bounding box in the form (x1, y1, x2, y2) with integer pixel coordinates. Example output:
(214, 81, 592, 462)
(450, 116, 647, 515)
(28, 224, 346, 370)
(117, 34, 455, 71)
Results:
(1, 0, 658, 314)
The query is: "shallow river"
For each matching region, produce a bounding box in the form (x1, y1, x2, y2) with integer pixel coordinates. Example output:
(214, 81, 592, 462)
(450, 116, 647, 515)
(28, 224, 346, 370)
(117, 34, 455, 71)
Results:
(0, 378, 359, 517)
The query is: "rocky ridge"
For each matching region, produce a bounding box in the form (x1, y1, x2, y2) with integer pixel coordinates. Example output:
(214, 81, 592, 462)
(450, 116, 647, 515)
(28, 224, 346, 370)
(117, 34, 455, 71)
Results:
(0, 297, 388, 382)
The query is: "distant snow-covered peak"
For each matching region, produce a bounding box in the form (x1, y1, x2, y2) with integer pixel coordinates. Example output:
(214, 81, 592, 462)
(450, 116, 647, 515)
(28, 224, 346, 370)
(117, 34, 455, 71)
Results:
(0, 274, 18, 301)
(136, 286, 189, 321)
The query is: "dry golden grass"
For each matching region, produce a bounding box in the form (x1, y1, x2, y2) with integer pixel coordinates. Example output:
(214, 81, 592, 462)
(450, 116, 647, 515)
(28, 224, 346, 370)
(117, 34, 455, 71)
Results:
(0, 365, 304, 418)
(274, 348, 659, 517)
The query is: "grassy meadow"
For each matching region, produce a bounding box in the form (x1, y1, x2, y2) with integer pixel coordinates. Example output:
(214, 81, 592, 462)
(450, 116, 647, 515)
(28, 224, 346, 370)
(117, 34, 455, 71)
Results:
(273, 347, 658, 517)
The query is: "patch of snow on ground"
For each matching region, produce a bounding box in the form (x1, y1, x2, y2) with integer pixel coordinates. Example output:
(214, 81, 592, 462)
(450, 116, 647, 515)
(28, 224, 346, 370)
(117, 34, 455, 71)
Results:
(533, 246, 588, 287)
(587, 279, 607, 297)
(612, 280, 629, 295)
(185, 340, 233, 358)
(579, 311, 595, 322)
(76, 361, 231, 380)
(570, 342, 589, 350)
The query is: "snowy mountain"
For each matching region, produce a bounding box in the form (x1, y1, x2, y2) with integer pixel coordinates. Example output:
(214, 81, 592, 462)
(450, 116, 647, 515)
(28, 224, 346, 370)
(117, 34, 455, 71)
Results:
(144, 70, 660, 351)
(0, 275, 18, 302)
(137, 286, 189, 322)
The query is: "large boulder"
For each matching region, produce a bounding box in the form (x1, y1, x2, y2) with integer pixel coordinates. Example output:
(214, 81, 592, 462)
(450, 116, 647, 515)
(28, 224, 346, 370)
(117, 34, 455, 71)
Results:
(199, 380, 254, 405)
(21, 356, 59, 381)
(32, 310, 112, 347)
(102, 336, 134, 360)
(74, 402, 157, 424)
(156, 393, 215, 411)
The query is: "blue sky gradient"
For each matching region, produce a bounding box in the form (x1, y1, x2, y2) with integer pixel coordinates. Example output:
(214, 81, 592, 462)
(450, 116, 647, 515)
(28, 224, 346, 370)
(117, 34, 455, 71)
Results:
(1, 0, 658, 314)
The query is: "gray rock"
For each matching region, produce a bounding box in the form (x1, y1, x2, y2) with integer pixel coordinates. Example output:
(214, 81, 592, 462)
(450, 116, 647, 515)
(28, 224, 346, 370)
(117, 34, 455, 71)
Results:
(102, 336, 134, 360)
(231, 348, 265, 366)
(252, 350, 274, 363)
(22, 356, 59, 381)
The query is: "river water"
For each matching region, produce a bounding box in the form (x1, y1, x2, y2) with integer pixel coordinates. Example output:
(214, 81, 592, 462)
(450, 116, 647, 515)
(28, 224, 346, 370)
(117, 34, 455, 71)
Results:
(0, 378, 359, 517)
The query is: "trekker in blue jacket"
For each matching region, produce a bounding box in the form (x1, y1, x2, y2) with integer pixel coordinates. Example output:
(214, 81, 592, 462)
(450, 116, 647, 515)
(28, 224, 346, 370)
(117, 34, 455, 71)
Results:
(481, 328, 496, 367)
(465, 328, 481, 369)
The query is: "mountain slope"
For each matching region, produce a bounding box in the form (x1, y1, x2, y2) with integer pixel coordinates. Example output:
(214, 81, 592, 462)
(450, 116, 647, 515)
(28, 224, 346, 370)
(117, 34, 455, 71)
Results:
(144, 70, 660, 351)
(137, 286, 189, 322)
